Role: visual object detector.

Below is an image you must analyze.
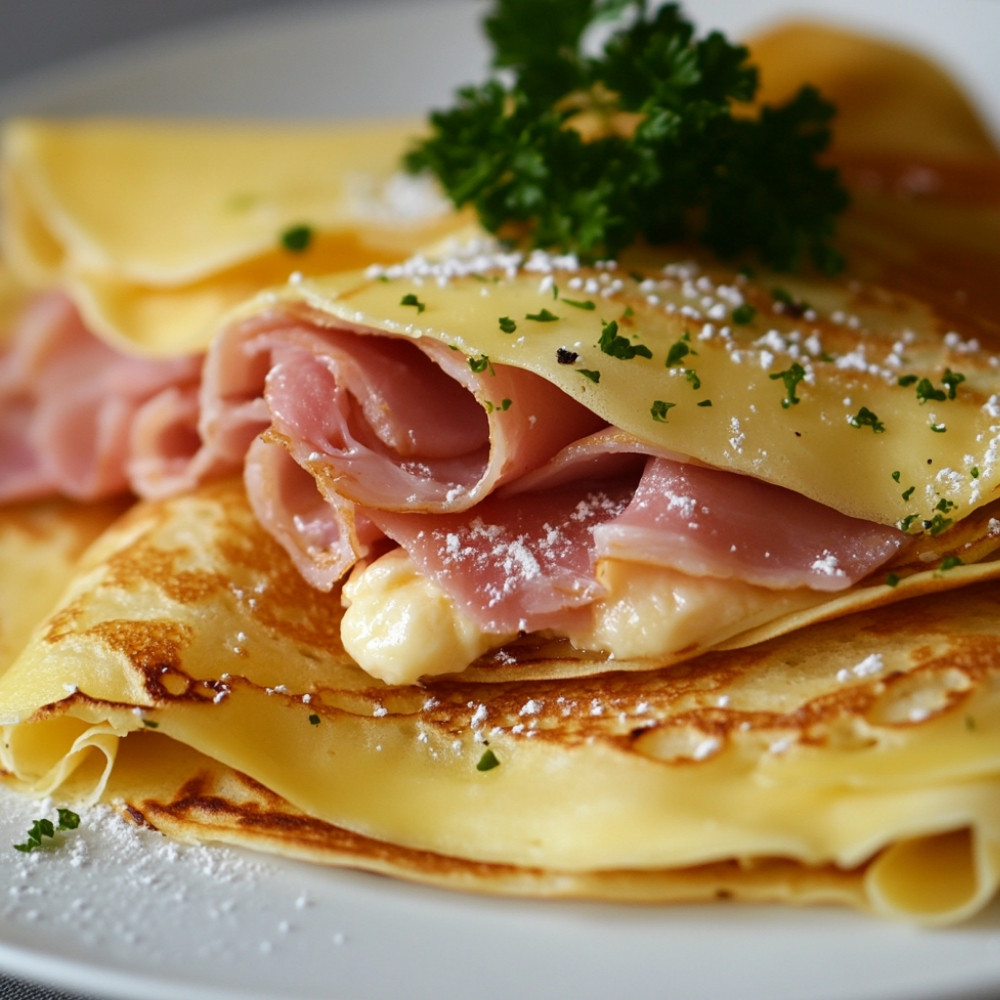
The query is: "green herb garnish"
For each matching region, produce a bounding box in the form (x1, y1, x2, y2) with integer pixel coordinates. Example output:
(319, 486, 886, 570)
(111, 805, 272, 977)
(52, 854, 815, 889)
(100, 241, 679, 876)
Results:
(309, 713, 321, 726)
(598, 319, 652, 360)
(499, 315, 517, 333)
(914, 378, 946, 404)
(404, 0, 848, 268)
(280, 223, 314, 252)
(14, 809, 81, 853)
(525, 308, 560, 322)
(400, 293, 426, 313)
(848, 406, 885, 433)
(731, 304, 757, 325)
(665, 333, 694, 367)
(476, 748, 501, 771)
(926, 513, 954, 536)
(579, 368, 601, 383)
(469, 354, 495, 374)
(769, 362, 807, 409)
(942, 369, 966, 399)
(651, 399, 676, 422)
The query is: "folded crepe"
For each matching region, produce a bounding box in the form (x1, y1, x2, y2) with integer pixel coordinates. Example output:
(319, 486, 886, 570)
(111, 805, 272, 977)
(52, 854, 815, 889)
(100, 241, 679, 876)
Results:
(3, 19, 1000, 925)
(1, 478, 998, 925)
(0, 118, 469, 355)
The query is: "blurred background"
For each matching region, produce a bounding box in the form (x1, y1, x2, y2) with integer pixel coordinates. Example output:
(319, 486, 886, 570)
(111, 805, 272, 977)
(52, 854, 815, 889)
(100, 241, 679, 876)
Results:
(0, 0, 325, 84)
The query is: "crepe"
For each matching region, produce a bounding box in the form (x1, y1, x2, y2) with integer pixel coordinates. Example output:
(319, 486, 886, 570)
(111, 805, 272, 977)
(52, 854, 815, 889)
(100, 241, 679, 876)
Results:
(0, 118, 470, 354)
(3, 17, 1000, 926)
(1, 477, 998, 924)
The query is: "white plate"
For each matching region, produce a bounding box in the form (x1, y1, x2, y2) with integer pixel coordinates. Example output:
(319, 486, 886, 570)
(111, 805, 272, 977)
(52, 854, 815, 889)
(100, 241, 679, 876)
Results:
(2, 2, 1000, 999)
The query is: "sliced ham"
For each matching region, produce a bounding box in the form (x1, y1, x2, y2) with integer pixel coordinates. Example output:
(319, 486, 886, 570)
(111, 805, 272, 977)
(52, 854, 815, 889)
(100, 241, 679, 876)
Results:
(244, 435, 386, 591)
(1, 294, 908, 642)
(0, 293, 202, 502)
(593, 456, 908, 592)
(251, 311, 606, 511)
(368, 431, 907, 634)
(172, 306, 605, 586)
(372, 480, 636, 634)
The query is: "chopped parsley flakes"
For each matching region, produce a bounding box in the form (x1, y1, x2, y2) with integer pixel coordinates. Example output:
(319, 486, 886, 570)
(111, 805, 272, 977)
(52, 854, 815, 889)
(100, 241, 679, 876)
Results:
(400, 293, 426, 313)
(665, 333, 694, 367)
(525, 308, 559, 322)
(848, 407, 885, 433)
(599, 320, 651, 360)
(280, 223, 314, 252)
(769, 363, 807, 409)
(651, 400, 676, 423)
(14, 809, 81, 853)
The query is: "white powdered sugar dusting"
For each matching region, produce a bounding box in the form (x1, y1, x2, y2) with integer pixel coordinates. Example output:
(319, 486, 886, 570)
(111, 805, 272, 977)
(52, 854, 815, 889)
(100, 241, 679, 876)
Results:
(0, 784, 359, 993)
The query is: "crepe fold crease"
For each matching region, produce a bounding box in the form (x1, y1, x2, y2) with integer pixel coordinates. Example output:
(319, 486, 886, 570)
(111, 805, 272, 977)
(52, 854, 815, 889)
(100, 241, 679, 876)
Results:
(2, 479, 1000, 924)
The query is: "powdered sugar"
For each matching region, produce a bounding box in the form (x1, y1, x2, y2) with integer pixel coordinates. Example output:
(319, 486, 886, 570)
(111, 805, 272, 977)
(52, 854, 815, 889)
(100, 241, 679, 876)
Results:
(0, 783, 359, 996)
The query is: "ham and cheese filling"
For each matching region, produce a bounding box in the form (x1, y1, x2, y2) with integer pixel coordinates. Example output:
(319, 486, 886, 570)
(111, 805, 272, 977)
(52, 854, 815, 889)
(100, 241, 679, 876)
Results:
(0, 288, 909, 682)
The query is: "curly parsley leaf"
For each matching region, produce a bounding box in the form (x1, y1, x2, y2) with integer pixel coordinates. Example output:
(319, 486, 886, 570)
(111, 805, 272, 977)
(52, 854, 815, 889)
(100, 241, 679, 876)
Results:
(405, 0, 847, 270)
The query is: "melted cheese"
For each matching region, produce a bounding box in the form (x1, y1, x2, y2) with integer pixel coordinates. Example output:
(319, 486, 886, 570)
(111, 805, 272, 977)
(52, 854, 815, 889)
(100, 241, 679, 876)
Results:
(340, 548, 828, 683)
(341, 548, 516, 684)
(573, 559, 823, 661)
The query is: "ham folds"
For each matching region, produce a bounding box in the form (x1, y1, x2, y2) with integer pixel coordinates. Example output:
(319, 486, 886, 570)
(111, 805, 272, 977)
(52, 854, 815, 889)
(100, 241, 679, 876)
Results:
(4, 19, 1000, 924)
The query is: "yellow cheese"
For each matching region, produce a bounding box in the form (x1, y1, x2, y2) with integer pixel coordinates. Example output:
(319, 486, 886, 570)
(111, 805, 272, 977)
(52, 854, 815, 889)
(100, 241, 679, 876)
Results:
(341, 547, 825, 682)
(341, 548, 517, 684)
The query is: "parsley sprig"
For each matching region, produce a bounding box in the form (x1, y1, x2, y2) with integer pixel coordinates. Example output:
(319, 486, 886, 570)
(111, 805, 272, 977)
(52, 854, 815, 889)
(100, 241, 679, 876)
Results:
(405, 0, 848, 270)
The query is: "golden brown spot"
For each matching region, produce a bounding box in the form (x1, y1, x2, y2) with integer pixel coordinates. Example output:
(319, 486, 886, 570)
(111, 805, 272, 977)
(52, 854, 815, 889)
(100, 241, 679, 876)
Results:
(82, 618, 197, 703)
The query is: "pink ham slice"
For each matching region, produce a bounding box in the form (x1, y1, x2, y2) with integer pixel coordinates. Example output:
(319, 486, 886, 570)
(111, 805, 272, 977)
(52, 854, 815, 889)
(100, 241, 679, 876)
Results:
(0, 293, 202, 502)
(593, 456, 907, 591)
(369, 431, 907, 634)
(372, 478, 637, 634)
(174, 307, 606, 587)
(254, 312, 606, 511)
